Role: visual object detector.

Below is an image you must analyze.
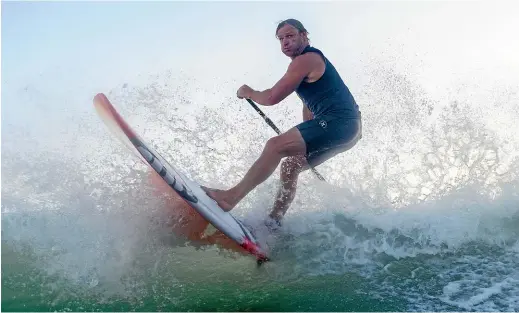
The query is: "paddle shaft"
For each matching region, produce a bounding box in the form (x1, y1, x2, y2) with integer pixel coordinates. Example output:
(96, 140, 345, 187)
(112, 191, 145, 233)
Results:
(245, 98, 326, 182)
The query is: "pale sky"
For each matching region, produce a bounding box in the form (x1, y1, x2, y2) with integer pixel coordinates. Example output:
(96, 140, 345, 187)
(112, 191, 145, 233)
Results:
(3, 1, 518, 92)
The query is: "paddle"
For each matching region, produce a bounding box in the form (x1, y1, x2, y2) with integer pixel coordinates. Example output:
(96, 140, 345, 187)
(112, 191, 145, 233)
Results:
(245, 98, 326, 182)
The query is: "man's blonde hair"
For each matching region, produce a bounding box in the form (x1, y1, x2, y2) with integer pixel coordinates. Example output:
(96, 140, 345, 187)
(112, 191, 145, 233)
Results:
(275, 19, 309, 37)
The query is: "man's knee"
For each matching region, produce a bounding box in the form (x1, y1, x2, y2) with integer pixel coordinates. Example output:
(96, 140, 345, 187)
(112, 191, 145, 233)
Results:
(265, 135, 291, 157)
(264, 136, 282, 155)
(264, 128, 306, 157)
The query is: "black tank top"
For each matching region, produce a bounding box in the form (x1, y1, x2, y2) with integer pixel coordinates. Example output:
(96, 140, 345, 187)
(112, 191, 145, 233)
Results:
(295, 45, 360, 119)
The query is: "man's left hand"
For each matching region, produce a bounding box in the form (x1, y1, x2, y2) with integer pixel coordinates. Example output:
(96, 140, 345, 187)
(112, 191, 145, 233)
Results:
(237, 84, 254, 99)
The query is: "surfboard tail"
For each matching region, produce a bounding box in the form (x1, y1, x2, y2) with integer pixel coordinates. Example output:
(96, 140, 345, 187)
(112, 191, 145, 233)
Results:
(241, 238, 269, 263)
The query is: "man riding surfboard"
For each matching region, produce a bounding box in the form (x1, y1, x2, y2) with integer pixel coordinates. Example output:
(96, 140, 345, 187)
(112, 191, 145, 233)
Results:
(204, 19, 362, 229)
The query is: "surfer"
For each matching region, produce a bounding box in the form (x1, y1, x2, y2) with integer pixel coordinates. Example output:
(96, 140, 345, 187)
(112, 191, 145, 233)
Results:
(204, 19, 362, 228)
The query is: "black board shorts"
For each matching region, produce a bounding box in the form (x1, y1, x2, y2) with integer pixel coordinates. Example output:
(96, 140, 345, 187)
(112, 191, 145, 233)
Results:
(296, 116, 362, 167)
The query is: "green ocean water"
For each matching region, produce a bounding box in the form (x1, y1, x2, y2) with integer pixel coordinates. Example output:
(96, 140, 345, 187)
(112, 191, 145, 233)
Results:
(2, 208, 519, 312)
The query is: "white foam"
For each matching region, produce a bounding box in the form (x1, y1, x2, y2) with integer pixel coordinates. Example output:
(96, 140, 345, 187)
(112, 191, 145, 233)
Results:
(2, 42, 519, 307)
(441, 276, 519, 311)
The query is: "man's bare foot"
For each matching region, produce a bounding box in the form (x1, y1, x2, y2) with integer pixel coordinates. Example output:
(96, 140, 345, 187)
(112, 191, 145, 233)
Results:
(201, 186, 239, 212)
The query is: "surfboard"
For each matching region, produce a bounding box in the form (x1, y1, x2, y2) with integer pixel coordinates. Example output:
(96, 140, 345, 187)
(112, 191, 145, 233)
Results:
(93, 93, 270, 264)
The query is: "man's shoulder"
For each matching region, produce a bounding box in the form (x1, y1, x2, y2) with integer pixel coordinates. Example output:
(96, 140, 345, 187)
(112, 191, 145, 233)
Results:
(292, 52, 323, 67)
(303, 46, 325, 57)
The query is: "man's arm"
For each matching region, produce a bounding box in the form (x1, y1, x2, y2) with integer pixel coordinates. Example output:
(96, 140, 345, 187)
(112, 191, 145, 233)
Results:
(246, 54, 317, 106)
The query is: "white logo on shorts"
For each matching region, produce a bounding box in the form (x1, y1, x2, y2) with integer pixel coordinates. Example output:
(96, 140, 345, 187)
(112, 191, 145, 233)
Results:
(319, 120, 327, 128)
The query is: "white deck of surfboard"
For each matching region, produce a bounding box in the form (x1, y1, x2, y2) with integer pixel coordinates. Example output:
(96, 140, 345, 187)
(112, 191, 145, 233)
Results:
(137, 141, 258, 246)
(93, 94, 262, 253)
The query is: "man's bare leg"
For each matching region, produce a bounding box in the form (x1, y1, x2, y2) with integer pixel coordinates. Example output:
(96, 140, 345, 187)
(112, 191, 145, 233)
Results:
(203, 127, 307, 211)
(268, 155, 309, 221)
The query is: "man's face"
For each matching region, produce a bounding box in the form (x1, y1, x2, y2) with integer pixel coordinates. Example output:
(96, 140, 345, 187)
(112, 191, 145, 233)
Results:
(276, 24, 306, 58)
